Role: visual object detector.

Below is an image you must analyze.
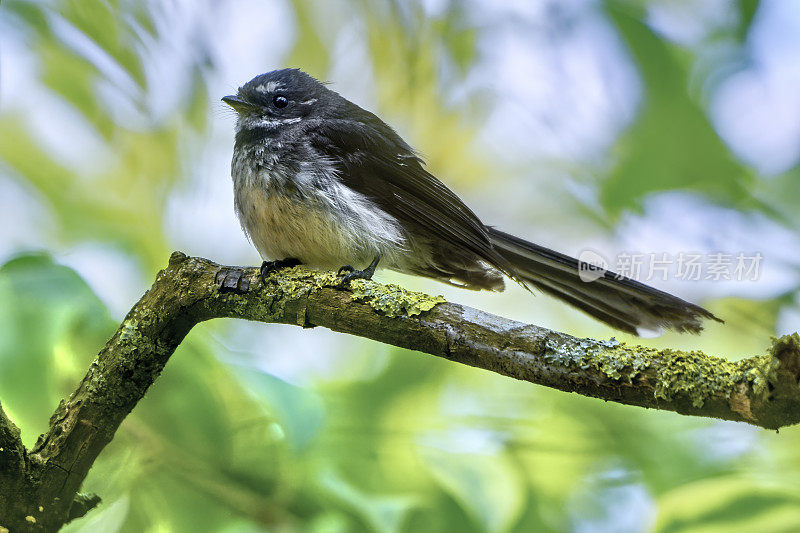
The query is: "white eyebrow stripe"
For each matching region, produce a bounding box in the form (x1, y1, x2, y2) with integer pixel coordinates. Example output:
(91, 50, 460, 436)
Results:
(300, 98, 318, 105)
(255, 81, 283, 93)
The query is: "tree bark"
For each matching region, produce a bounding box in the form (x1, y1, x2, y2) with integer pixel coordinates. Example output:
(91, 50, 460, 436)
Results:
(1, 251, 799, 531)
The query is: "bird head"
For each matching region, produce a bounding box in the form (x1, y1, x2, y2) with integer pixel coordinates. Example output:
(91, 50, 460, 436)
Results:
(222, 68, 330, 130)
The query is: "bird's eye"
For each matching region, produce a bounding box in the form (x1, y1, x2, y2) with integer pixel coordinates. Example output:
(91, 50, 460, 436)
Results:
(273, 95, 288, 108)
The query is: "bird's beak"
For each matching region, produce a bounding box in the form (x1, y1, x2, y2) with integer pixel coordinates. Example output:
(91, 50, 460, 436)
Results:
(222, 95, 254, 113)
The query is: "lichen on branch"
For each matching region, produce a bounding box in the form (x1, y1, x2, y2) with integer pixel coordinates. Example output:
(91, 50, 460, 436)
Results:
(1, 251, 799, 531)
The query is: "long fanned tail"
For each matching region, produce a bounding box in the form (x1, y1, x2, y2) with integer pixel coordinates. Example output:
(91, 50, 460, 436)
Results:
(487, 228, 721, 335)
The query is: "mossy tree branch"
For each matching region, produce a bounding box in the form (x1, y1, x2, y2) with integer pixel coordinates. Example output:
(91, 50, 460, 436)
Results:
(1, 251, 799, 531)
(0, 401, 26, 503)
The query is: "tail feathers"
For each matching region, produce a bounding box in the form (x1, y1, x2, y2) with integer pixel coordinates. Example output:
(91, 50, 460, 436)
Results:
(487, 228, 721, 335)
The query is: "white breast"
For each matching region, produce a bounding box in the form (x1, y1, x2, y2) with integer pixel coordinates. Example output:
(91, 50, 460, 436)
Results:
(232, 153, 407, 269)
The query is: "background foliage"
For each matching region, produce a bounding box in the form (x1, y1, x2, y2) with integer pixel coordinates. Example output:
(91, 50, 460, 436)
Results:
(1, 0, 799, 531)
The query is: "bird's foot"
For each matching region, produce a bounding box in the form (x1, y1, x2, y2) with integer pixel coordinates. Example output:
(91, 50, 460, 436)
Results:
(337, 256, 380, 288)
(216, 267, 251, 294)
(260, 257, 301, 283)
(337, 264, 355, 276)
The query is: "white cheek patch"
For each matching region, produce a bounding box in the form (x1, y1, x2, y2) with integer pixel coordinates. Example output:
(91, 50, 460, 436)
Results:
(238, 116, 302, 130)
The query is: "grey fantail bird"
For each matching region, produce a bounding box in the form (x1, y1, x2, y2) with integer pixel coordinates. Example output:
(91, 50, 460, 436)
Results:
(223, 68, 720, 335)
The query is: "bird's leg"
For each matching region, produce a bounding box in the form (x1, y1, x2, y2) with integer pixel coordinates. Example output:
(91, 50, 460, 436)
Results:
(261, 257, 302, 282)
(338, 255, 380, 286)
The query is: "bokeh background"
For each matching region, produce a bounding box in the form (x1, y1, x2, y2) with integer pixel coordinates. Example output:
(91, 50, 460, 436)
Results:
(1, 0, 800, 531)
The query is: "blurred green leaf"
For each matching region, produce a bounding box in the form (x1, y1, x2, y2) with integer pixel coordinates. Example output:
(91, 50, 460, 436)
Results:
(135, 347, 235, 460)
(4, 0, 51, 39)
(510, 490, 560, 533)
(236, 366, 325, 453)
(736, 0, 761, 42)
(320, 468, 418, 533)
(0, 253, 114, 446)
(434, 7, 477, 74)
(601, 2, 756, 219)
(287, 0, 330, 79)
(655, 477, 800, 533)
(755, 166, 800, 227)
(58, 0, 147, 88)
(39, 38, 115, 139)
(0, 119, 175, 270)
(422, 447, 525, 532)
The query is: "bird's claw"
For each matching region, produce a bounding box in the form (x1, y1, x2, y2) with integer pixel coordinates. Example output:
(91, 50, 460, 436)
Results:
(337, 265, 355, 276)
(338, 269, 373, 287)
(260, 258, 301, 283)
(336, 257, 379, 288)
